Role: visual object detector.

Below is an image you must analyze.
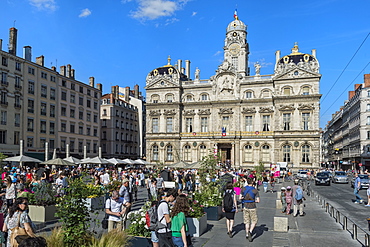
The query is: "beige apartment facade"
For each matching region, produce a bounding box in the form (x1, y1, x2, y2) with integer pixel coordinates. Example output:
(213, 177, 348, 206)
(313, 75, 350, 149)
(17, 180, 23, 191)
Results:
(145, 16, 322, 170)
(0, 27, 101, 160)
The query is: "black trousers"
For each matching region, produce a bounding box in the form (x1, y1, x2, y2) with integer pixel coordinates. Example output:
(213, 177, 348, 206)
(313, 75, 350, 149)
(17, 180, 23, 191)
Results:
(157, 231, 174, 247)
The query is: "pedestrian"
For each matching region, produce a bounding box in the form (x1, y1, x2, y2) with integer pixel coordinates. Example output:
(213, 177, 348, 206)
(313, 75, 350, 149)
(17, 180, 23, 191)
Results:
(262, 173, 269, 193)
(280, 187, 287, 213)
(119, 178, 132, 230)
(105, 190, 126, 232)
(170, 194, 189, 247)
(285, 186, 293, 215)
(185, 171, 193, 192)
(222, 182, 238, 238)
(4, 176, 16, 210)
(240, 177, 260, 242)
(157, 188, 178, 247)
(353, 173, 363, 204)
(292, 179, 305, 216)
(177, 171, 184, 193)
(156, 174, 165, 196)
(270, 175, 275, 193)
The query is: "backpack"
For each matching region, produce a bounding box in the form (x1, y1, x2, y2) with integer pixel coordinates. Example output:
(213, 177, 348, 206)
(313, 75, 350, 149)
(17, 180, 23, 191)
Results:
(295, 186, 303, 200)
(145, 201, 167, 231)
(223, 190, 234, 212)
(242, 186, 256, 203)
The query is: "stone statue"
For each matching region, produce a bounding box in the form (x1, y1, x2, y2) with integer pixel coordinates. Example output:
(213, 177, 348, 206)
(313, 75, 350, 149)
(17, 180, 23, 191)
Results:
(195, 67, 200, 80)
(254, 62, 261, 75)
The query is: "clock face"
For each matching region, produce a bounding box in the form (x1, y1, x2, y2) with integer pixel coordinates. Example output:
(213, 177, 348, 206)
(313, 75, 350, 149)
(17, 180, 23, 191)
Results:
(229, 43, 240, 56)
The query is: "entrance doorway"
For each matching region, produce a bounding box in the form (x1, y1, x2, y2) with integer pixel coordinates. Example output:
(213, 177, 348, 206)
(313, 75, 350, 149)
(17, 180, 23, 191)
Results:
(218, 143, 232, 168)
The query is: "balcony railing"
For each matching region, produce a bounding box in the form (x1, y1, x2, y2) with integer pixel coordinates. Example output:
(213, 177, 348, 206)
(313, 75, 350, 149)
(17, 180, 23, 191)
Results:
(180, 131, 274, 137)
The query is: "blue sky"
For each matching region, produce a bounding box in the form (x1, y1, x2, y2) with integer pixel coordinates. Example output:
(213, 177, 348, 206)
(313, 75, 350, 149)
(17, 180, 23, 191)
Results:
(1, 0, 370, 128)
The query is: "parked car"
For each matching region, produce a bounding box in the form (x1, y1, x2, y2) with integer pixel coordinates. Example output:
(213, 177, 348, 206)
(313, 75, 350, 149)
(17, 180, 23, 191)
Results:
(315, 172, 331, 186)
(297, 170, 308, 179)
(332, 171, 349, 184)
(351, 174, 369, 189)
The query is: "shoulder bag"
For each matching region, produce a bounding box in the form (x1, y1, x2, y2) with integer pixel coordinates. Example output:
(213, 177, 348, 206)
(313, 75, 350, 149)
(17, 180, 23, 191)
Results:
(10, 213, 32, 247)
(102, 199, 111, 229)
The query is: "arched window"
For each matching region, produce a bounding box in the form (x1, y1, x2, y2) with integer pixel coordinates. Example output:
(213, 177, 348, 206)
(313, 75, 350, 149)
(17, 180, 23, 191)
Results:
(152, 145, 159, 161)
(283, 145, 291, 162)
(302, 145, 310, 162)
(302, 86, 310, 95)
(199, 145, 207, 160)
(151, 94, 159, 103)
(183, 145, 191, 161)
(262, 90, 270, 98)
(261, 145, 270, 162)
(166, 145, 173, 161)
(245, 91, 253, 99)
(166, 94, 174, 103)
(201, 94, 208, 101)
(244, 145, 252, 162)
(283, 87, 291, 96)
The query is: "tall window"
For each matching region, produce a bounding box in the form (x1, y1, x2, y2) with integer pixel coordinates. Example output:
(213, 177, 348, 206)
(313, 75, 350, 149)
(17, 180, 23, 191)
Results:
(40, 120, 46, 133)
(283, 145, 291, 162)
(152, 118, 159, 133)
(0, 91, 6, 104)
(283, 113, 291, 130)
(0, 111, 6, 125)
(152, 95, 159, 103)
(302, 113, 310, 130)
(283, 87, 291, 96)
(0, 130, 5, 144)
(27, 137, 33, 147)
(222, 116, 230, 131)
(41, 85, 47, 98)
(186, 95, 193, 102)
(14, 113, 20, 127)
(262, 115, 270, 131)
(367, 116, 370, 125)
(244, 145, 252, 162)
(201, 94, 208, 101)
(27, 118, 34, 132)
(261, 145, 270, 162)
(185, 118, 193, 132)
(183, 145, 191, 161)
(201, 117, 208, 132)
(166, 94, 173, 103)
(27, 99, 34, 113)
(28, 81, 34, 94)
(245, 116, 253, 131)
(302, 86, 310, 95)
(166, 117, 173, 132)
(166, 145, 173, 161)
(40, 102, 47, 116)
(367, 104, 370, 111)
(50, 88, 56, 100)
(231, 57, 238, 69)
(13, 131, 19, 145)
(245, 91, 252, 99)
(302, 145, 310, 162)
(199, 145, 207, 160)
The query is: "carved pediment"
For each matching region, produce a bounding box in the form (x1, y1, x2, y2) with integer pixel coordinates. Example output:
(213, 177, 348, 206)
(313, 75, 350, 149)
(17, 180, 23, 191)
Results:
(274, 67, 320, 80)
(259, 107, 274, 113)
(198, 109, 211, 115)
(298, 103, 315, 110)
(218, 108, 234, 114)
(145, 77, 180, 89)
(241, 107, 256, 114)
(278, 104, 295, 111)
(149, 110, 161, 116)
(183, 109, 196, 116)
(163, 109, 176, 115)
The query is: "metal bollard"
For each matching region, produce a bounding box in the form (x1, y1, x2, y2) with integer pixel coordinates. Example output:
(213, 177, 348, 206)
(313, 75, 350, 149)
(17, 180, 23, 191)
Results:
(343, 216, 347, 231)
(353, 224, 357, 240)
(365, 234, 370, 247)
(336, 211, 340, 223)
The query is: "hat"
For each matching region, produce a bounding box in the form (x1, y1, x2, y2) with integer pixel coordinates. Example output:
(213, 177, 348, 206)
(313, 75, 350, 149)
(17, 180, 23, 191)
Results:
(287, 186, 292, 189)
(122, 178, 129, 184)
(281, 187, 286, 190)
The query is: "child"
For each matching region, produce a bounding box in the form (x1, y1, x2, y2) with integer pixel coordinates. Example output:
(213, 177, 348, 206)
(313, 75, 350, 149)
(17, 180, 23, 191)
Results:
(280, 187, 287, 213)
(285, 186, 293, 215)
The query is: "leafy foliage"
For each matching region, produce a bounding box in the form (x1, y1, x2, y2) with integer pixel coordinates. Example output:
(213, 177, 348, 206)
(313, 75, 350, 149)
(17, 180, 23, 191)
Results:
(29, 182, 57, 206)
(55, 177, 94, 246)
(187, 196, 205, 218)
(126, 201, 151, 238)
(193, 181, 223, 208)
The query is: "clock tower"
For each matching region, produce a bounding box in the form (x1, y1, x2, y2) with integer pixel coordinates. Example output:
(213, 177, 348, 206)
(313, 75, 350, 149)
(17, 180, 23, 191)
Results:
(224, 12, 250, 76)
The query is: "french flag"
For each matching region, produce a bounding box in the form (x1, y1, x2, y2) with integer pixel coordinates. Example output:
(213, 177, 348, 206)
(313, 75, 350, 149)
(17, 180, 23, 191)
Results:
(234, 10, 238, 19)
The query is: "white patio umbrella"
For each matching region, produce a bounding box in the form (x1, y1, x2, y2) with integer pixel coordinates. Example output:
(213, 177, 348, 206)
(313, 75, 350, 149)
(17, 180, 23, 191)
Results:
(185, 161, 203, 169)
(170, 161, 189, 168)
(133, 159, 149, 165)
(122, 158, 134, 164)
(4, 155, 42, 163)
(41, 158, 74, 166)
(63, 156, 81, 164)
(80, 156, 112, 164)
(107, 158, 126, 165)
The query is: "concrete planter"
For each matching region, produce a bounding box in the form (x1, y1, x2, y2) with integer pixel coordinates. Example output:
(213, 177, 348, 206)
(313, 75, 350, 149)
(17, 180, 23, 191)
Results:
(28, 205, 57, 222)
(204, 206, 222, 221)
(129, 236, 152, 247)
(186, 213, 207, 237)
(85, 196, 105, 210)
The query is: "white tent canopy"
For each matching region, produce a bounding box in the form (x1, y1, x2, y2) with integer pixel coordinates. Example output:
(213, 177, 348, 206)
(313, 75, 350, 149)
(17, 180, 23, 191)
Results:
(4, 155, 42, 163)
(63, 156, 81, 164)
(41, 158, 74, 166)
(107, 158, 126, 165)
(80, 156, 112, 164)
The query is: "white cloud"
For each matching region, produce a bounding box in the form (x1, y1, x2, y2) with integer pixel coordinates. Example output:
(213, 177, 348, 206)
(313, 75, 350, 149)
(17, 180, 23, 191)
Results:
(165, 17, 179, 25)
(29, 0, 57, 12)
(126, 0, 189, 21)
(79, 8, 92, 18)
(213, 51, 222, 56)
(191, 11, 197, 16)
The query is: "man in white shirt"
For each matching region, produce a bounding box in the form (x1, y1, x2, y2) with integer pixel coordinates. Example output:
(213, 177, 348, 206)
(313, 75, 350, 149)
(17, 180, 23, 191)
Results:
(105, 190, 126, 232)
(157, 188, 178, 247)
(101, 170, 110, 185)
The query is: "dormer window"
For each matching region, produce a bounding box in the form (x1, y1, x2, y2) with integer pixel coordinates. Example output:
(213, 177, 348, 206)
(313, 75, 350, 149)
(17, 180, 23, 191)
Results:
(166, 94, 173, 103)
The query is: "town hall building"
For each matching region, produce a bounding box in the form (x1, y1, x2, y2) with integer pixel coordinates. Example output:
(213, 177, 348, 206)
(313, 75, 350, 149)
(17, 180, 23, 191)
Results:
(145, 14, 321, 170)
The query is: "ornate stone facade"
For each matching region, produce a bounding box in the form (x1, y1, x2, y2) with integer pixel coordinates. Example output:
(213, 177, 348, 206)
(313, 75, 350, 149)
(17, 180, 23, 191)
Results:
(145, 16, 321, 170)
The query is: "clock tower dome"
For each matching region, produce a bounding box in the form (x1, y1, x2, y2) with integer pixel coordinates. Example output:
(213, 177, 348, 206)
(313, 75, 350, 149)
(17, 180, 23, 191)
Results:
(224, 12, 250, 76)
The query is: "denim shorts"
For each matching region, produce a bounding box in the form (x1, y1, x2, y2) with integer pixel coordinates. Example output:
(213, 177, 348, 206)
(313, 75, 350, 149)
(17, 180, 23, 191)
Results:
(151, 231, 159, 243)
(172, 236, 184, 247)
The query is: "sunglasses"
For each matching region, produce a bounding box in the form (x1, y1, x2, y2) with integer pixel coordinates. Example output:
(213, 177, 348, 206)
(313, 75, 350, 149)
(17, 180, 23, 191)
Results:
(20, 202, 28, 205)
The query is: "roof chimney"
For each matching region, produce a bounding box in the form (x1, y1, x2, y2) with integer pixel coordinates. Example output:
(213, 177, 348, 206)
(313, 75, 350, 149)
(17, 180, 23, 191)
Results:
(71, 69, 75, 79)
(51, 66, 56, 71)
(60, 65, 66, 76)
(23, 46, 32, 61)
(311, 49, 317, 58)
(0, 39, 2, 51)
(348, 91, 355, 100)
(89, 77, 95, 87)
(364, 74, 370, 88)
(125, 87, 130, 102)
(177, 59, 182, 73)
(97, 83, 102, 91)
(66, 64, 71, 78)
(36, 55, 44, 66)
(134, 84, 139, 99)
(185, 60, 191, 79)
(9, 27, 17, 56)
